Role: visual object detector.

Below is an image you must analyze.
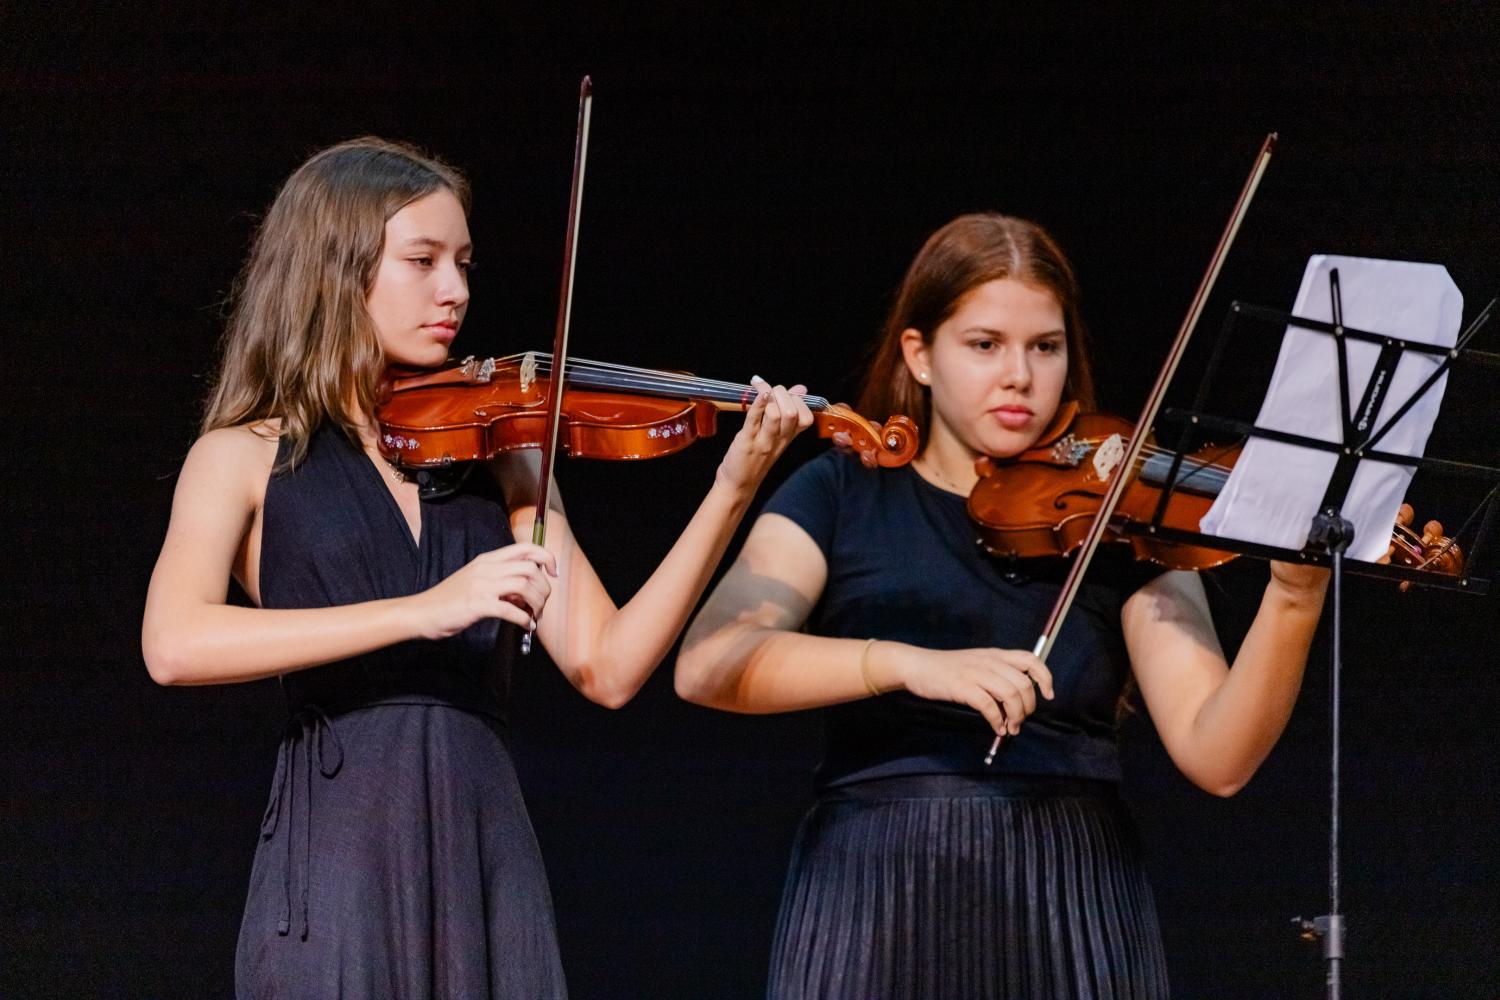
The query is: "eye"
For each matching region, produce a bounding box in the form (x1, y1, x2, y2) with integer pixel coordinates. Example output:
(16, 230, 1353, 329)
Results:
(458, 259, 475, 273)
(1034, 338, 1064, 354)
(969, 338, 998, 353)
(410, 256, 434, 268)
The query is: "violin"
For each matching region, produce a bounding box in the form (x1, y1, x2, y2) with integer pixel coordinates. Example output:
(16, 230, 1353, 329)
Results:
(375, 351, 919, 472)
(967, 401, 1464, 576)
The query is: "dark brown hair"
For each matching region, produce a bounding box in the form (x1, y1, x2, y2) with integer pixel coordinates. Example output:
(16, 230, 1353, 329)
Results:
(202, 137, 470, 467)
(857, 213, 1096, 440)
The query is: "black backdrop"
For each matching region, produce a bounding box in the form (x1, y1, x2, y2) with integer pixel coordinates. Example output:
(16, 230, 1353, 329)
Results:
(5, 3, 1499, 997)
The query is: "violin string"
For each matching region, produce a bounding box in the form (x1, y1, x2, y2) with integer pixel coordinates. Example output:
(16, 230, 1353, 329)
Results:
(526, 350, 747, 390)
(526, 351, 811, 398)
(1061, 434, 1238, 474)
(566, 366, 833, 410)
(523, 354, 833, 409)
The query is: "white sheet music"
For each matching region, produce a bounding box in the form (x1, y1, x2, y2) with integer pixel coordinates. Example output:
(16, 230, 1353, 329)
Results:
(1198, 256, 1462, 562)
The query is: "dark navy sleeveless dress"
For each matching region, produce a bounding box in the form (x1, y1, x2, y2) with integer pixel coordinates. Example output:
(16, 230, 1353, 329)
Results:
(234, 426, 567, 999)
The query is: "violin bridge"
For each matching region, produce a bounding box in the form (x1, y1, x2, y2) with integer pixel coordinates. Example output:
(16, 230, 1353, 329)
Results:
(520, 352, 538, 393)
(1093, 434, 1126, 482)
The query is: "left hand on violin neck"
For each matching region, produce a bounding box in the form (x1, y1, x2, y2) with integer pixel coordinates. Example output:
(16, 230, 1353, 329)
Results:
(715, 377, 815, 495)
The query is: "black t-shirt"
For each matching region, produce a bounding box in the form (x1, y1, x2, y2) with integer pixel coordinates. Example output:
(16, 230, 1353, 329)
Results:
(762, 451, 1164, 787)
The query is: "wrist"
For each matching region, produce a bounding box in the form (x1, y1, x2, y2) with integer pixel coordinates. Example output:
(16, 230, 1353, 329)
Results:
(711, 463, 758, 508)
(1266, 566, 1330, 609)
(393, 591, 432, 642)
(860, 639, 908, 695)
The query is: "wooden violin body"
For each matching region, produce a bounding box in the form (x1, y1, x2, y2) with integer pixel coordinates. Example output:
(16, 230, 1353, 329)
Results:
(968, 404, 1236, 569)
(376, 353, 920, 471)
(378, 355, 716, 465)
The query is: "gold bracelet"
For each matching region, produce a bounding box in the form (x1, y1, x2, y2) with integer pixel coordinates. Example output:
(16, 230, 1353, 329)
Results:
(859, 638, 883, 698)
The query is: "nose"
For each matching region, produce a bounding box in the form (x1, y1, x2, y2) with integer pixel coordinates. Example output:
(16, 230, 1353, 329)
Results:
(436, 261, 469, 309)
(998, 343, 1032, 391)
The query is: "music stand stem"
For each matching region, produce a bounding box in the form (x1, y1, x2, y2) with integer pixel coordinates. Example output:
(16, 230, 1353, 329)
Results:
(1299, 508, 1353, 999)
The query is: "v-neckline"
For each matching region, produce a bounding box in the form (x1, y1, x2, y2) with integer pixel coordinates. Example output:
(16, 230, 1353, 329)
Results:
(355, 443, 424, 553)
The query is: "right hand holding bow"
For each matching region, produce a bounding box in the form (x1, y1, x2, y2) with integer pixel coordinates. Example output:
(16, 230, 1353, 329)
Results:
(409, 542, 558, 639)
(876, 642, 1056, 738)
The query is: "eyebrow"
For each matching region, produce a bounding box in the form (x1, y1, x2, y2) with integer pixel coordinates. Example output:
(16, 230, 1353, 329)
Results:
(401, 236, 474, 253)
(960, 326, 1066, 339)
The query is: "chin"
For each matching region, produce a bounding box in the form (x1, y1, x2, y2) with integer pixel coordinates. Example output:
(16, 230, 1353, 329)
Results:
(391, 346, 451, 369)
(977, 428, 1042, 460)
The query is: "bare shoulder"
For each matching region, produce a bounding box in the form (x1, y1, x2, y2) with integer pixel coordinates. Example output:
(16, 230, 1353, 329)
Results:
(179, 421, 281, 507)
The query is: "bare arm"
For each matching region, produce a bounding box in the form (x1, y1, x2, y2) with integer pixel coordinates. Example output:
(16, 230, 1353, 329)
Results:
(676, 513, 1053, 737)
(142, 427, 553, 686)
(1123, 565, 1328, 797)
(503, 381, 815, 709)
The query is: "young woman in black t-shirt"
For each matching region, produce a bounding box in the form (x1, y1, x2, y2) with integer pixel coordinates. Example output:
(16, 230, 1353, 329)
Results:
(676, 213, 1329, 1000)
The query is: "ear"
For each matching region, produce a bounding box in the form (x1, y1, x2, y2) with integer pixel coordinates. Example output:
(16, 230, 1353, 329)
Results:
(898, 328, 931, 386)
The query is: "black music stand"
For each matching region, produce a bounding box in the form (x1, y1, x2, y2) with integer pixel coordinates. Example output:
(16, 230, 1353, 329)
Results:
(1117, 269, 1499, 1000)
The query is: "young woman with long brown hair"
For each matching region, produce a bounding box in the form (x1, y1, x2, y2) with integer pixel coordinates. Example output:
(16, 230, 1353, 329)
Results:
(676, 213, 1329, 999)
(141, 137, 812, 998)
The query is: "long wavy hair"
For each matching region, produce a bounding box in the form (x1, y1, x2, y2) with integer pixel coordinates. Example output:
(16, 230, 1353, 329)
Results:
(201, 137, 470, 468)
(857, 213, 1096, 444)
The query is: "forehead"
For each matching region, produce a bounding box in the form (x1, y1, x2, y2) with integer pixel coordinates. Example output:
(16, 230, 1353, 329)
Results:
(947, 278, 1063, 333)
(385, 189, 470, 242)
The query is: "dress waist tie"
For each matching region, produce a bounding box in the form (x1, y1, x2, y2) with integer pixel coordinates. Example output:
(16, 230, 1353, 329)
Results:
(258, 705, 344, 940)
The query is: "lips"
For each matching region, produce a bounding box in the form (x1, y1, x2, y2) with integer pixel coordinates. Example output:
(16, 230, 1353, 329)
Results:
(990, 406, 1033, 430)
(423, 322, 458, 343)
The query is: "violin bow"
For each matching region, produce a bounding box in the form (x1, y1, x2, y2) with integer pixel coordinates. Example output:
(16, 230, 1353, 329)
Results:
(522, 75, 594, 655)
(985, 132, 1278, 764)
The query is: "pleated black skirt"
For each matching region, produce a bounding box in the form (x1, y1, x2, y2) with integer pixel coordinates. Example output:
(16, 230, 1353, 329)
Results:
(768, 774, 1168, 1000)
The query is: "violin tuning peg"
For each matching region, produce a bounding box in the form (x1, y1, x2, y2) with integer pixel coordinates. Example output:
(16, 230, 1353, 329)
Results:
(1423, 520, 1444, 546)
(1397, 502, 1415, 526)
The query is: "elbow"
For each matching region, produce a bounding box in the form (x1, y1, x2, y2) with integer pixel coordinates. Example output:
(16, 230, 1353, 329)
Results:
(1192, 767, 1252, 798)
(573, 656, 647, 711)
(672, 665, 710, 707)
(142, 633, 190, 686)
(672, 643, 716, 707)
(1206, 778, 1248, 799)
(590, 683, 634, 711)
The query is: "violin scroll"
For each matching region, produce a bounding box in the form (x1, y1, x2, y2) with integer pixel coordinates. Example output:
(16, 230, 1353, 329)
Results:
(817, 404, 918, 468)
(1380, 502, 1465, 589)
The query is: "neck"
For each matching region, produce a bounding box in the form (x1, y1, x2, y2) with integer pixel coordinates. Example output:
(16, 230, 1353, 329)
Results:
(916, 423, 980, 494)
(345, 399, 379, 448)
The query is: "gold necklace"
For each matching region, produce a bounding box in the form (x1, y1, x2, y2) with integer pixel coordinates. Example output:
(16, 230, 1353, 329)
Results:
(915, 456, 969, 495)
(373, 448, 413, 485)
